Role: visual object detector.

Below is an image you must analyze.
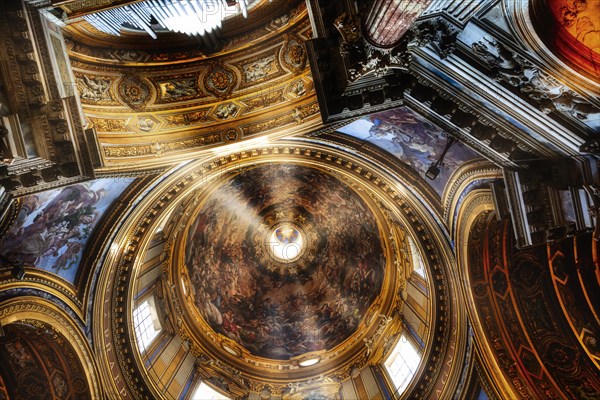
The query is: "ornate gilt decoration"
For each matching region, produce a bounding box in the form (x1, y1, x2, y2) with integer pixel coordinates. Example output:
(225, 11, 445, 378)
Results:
(289, 80, 307, 97)
(118, 74, 152, 111)
(204, 62, 238, 99)
(88, 117, 128, 133)
(280, 33, 308, 73)
(76, 74, 113, 102)
(102, 133, 222, 158)
(163, 109, 212, 127)
(241, 88, 286, 113)
(66, 11, 314, 169)
(215, 103, 240, 119)
(240, 53, 283, 87)
(153, 74, 203, 103)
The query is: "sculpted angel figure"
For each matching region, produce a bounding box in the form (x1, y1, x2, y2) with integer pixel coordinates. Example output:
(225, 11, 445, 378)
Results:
(79, 75, 111, 101)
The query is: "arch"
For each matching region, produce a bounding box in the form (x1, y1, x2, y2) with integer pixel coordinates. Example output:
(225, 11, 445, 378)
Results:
(454, 190, 517, 399)
(0, 297, 102, 399)
(504, 0, 599, 90)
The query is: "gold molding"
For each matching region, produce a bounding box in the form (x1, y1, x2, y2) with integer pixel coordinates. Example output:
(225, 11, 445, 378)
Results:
(442, 160, 502, 237)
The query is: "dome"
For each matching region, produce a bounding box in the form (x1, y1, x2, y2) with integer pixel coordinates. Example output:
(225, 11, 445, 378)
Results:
(181, 164, 386, 360)
(120, 144, 436, 398)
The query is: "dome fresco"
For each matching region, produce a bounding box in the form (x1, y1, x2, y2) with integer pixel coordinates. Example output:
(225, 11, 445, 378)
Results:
(183, 163, 386, 359)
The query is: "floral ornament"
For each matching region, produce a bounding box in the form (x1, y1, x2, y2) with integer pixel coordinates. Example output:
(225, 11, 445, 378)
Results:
(118, 74, 152, 111)
(211, 71, 230, 91)
(280, 34, 307, 73)
(224, 128, 239, 141)
(204, 62, 237, 99)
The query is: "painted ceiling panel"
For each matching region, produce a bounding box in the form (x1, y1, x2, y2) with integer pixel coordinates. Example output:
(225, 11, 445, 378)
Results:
(0, 178, 133, 284)
(337, 107, 480, 196)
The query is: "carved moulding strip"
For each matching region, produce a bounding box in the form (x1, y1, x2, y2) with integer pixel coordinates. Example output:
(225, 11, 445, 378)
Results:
(0, 296, 102, 399)
(473, 346, 504, 400)
(96, 99, 321, 172)
(102, 133, 222, 158)
(93, 138, 467, 399)
(442, 160, 502, 237)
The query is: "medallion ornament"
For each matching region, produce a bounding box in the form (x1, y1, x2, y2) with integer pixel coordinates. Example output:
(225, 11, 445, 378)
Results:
(118, 74, 152, 111)
(280, 34, 307, 73)
(204, 63, 237, 99)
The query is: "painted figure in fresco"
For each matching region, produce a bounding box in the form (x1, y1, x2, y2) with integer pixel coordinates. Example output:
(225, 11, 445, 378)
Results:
(559, 0, 600, 54)
(560, 0, 588, 27)
(367, 113, 437, 173)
